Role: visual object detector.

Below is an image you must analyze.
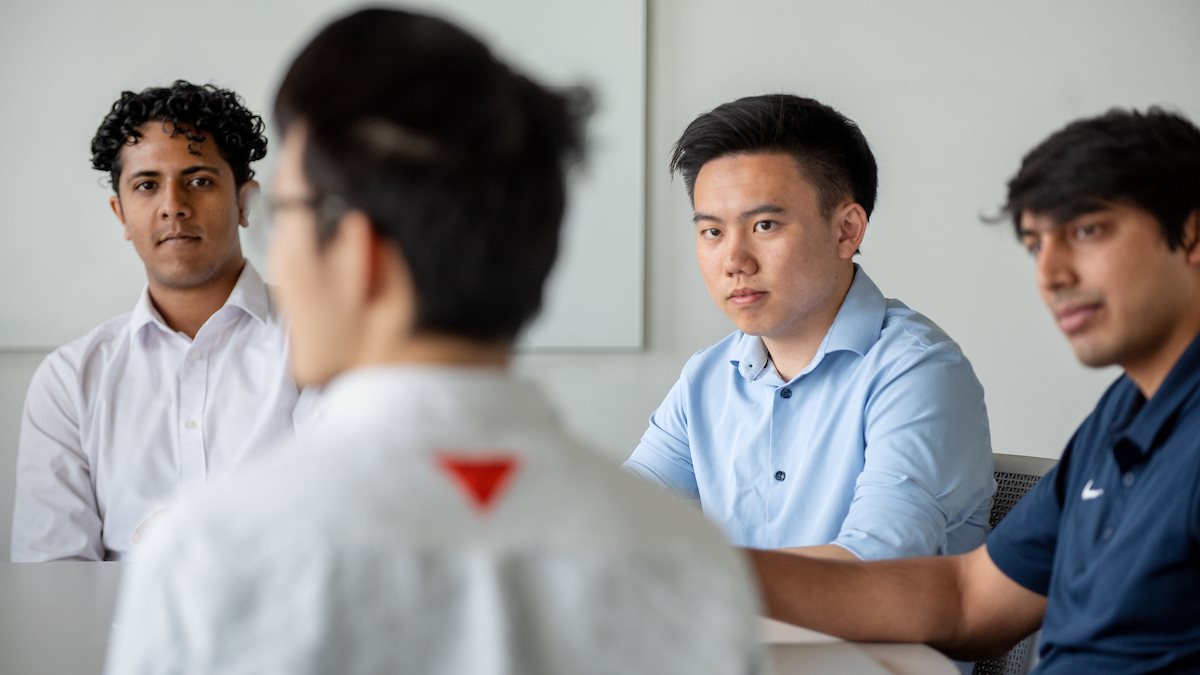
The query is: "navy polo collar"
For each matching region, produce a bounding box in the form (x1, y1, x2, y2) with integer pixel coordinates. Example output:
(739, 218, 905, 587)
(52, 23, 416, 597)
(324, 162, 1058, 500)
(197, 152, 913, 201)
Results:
(1114, 331, 1200, 458)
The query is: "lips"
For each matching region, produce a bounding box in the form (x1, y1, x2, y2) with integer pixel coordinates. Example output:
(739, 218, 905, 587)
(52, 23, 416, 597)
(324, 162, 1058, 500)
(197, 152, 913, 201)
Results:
(728, 288, 767, 306)
(1055, 303, 1101, 335)
(158, 232, 202, 246)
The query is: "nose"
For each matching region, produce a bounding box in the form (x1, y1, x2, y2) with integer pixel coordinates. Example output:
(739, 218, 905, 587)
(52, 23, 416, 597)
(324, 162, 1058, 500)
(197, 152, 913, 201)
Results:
(722, 230, 757, 277)
(159, 181, 192, 221)
(1036, 234, 1077, 293)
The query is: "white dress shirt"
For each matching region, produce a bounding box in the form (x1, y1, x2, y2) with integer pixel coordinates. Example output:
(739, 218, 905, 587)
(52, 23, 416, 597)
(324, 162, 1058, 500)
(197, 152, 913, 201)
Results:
(105, 366, 765, 675)
(11, 263, 306, 562)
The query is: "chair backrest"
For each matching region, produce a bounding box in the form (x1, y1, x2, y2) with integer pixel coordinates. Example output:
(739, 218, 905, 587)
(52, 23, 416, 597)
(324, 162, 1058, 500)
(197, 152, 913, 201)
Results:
(971, 453, 1057, 675)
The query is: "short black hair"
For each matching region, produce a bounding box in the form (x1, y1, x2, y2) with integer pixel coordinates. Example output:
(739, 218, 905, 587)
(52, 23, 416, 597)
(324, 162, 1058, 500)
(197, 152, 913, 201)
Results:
(1001, 107, 1200, 249)
(274, 8, 589, 343)
(91, 80, 267, 191)
(669, 93, 878, 218)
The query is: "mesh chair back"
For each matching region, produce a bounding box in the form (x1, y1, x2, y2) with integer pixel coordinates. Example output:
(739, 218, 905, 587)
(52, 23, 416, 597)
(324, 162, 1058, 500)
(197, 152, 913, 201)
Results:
(972, 453, 1057, 675)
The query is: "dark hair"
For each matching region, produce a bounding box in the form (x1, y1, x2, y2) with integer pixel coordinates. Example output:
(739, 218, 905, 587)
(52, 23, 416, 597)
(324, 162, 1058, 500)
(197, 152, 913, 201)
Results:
(1000, 107, 1200, 249)
(669, 94, 878, 218)
(91, 80, 267, 191)
(274, 8, 589, 342)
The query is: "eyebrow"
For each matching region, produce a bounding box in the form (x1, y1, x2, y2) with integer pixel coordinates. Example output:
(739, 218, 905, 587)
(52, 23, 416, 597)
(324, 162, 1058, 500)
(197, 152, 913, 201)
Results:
(125, 165, 224, 183)
(692, 203, 786, 224)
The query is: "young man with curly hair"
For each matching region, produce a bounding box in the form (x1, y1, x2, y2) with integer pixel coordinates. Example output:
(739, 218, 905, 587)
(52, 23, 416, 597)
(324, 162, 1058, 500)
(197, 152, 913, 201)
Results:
(10, 81, 307, 562)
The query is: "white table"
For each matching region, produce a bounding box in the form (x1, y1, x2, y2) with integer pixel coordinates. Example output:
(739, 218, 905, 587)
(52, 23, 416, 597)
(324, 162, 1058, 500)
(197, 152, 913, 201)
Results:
(0, 563, 956, 675)
(762, 618, 959, 675)
(0, 562, 122, 675)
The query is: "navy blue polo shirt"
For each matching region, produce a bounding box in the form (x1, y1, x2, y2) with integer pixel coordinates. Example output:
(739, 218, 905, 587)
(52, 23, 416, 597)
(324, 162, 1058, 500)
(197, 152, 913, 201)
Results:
(988, 333, 1200, 674)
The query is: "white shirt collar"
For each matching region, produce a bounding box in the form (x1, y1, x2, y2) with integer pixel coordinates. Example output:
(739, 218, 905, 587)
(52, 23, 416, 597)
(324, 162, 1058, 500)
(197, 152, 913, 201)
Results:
(127, 262, 272, 343)
(310, 364, 557, 439)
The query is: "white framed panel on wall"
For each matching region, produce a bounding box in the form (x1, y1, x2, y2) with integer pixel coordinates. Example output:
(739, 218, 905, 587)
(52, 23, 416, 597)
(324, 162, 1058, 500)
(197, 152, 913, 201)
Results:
(0, 0, 645, 350)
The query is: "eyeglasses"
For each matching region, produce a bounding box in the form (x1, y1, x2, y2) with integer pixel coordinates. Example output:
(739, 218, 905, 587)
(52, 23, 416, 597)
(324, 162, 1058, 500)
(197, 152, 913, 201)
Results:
(262, 193, 347, 223)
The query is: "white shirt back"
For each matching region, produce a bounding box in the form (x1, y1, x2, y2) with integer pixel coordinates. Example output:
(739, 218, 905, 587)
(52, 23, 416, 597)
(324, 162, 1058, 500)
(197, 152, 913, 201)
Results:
(11, 263, 305, 561)
(105, 366, 765, 675)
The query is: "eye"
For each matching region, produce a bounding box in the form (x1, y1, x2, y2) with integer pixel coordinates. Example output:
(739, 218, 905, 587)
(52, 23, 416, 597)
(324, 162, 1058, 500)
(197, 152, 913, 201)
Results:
(700, 227, 721, 240)
(1021, 237, 1041, 257)
(753, 220, 777, 233)
(190, 176, 215, 188)
(134, 180, 156, 192)
(1073, 222, 1102, 240)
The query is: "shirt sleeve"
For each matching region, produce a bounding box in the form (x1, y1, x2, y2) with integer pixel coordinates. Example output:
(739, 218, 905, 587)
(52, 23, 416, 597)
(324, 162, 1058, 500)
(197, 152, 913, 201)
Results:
(833, 343, 995, 561)
(987, 445, 1069, 596)
(624, 368, 701, 502)
(10, 354, 104, 562)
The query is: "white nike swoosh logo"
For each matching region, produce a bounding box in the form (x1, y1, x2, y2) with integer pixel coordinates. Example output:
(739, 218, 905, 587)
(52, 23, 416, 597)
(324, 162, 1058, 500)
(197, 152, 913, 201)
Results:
(1081, 479, 1105, 501)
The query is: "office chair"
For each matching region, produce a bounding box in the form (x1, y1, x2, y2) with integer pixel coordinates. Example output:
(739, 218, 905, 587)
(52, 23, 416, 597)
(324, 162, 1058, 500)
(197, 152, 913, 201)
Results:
(971, 453, 1057, 675)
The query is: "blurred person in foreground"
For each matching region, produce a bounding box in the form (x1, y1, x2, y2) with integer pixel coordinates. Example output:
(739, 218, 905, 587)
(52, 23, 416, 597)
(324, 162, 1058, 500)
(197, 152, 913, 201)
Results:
(105, 7, 765, 675)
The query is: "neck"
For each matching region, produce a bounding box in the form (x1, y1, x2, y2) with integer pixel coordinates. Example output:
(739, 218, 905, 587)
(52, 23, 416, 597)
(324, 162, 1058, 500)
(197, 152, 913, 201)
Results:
(147, 260, 245, 339)
(360, 332, 511, 371)
(1125, 319, 1200, 400)
(762, 265, 855, 382)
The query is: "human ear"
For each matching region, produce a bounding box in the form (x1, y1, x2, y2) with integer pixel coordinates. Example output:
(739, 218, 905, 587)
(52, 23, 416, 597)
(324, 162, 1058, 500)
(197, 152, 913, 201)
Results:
(835, 203, 869, 259)
(109, 195, 131, 241)
(323, 210, 378, 309)
(237, 180, 260, 228)
(1183, 210, 1200, 266)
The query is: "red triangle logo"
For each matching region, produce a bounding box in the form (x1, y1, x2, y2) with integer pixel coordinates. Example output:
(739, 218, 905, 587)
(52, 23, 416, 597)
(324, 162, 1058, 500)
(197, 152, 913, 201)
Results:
(436, 453, 519, 513)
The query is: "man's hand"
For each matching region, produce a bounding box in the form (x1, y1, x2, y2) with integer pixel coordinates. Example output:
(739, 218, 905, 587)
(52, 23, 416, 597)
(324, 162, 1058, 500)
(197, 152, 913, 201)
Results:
(132, 509, 168, 545)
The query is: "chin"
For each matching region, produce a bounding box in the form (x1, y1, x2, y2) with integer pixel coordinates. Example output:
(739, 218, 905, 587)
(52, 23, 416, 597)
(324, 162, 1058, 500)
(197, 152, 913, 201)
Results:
(727, 316, 767, 336)
(151, 266, 222, 291)
(1068, 342, 1119, 370)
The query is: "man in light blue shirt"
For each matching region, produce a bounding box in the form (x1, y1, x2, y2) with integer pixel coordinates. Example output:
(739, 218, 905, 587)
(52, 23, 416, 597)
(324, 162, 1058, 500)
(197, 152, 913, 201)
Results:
(626, 94, 994, 561)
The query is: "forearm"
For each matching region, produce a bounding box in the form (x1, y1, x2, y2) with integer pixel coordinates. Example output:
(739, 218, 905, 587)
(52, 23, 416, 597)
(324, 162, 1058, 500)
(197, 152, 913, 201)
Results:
(748, 545, 1045, 660)
(778, 543, 860, 561)
(746, 547, 966, 647)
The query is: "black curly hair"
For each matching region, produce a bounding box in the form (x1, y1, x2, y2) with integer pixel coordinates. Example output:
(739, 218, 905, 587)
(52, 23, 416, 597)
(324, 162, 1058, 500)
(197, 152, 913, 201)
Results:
(91, 80, 268, 192)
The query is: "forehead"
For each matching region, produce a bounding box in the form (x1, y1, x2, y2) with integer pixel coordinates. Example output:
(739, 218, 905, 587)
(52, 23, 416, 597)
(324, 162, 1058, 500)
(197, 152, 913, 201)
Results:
(118, 121, 226, 170)
(1017, 210, 1063, 235)
(1018, 202, 1166, 239)
(693, 151, 817, 206)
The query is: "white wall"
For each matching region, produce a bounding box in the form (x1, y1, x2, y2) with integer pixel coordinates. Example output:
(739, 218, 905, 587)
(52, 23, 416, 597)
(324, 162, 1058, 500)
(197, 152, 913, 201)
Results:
(0, 353, 43, 562)
(4, 0, 1200, 561)
(0, 0, 645, 350)
(639, 0, 1199, 464)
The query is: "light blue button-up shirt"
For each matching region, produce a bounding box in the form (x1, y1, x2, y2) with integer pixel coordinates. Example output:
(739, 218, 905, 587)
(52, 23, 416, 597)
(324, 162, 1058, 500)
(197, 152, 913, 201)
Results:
(626, 266, 994, 560)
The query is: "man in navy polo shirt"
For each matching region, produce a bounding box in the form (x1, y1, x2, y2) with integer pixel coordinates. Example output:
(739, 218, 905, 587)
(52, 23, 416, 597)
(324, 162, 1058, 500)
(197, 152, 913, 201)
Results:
(743, 107, 1200, 674)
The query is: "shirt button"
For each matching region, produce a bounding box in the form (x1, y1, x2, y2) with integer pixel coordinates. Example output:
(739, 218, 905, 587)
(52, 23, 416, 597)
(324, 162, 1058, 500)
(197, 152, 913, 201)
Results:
(185, 420, 199, 430)
(774, 470, 786, 481)
(780, 388, 792, 399)
(1122, 473, 1135, 487)
(1102, 527, 1114, 540)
